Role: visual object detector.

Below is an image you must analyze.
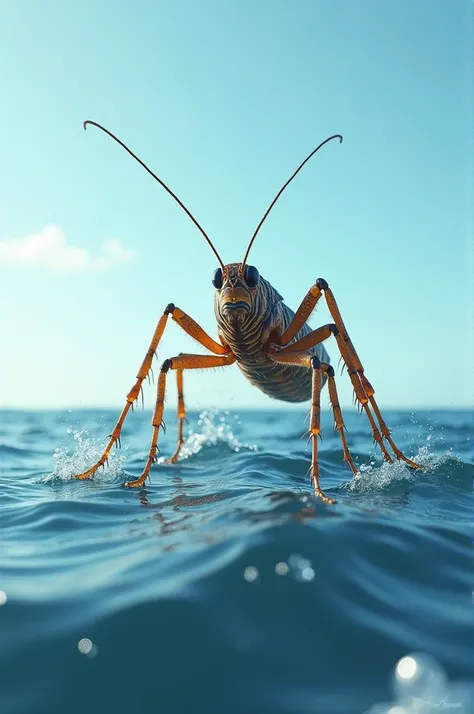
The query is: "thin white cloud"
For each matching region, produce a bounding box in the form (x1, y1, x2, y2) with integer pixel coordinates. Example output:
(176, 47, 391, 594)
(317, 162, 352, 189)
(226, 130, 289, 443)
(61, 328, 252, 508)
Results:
(0, 225, 136, 273)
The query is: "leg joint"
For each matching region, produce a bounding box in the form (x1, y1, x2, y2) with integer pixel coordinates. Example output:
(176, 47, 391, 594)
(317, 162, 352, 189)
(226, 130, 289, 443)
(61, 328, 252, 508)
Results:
(316, 277, 328, 291)
(326, 365, 335, 377)
(164, 303, 175, 315)
(329, 323, 339, 336)
(311, 355, 321, 370)
(161, 358, 172, 372)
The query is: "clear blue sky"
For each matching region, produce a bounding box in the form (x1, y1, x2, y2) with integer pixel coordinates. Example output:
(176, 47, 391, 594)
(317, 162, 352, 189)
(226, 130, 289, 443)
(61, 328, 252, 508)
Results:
(0, 0, 472, 410)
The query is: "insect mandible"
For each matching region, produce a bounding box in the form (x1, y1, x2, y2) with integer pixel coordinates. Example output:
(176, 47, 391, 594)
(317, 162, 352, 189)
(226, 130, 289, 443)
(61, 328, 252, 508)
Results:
(74, 121, 420, 503)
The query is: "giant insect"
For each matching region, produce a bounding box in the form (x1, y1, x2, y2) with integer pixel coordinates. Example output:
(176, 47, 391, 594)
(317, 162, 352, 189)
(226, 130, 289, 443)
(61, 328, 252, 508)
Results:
(74, 121, 420, 503)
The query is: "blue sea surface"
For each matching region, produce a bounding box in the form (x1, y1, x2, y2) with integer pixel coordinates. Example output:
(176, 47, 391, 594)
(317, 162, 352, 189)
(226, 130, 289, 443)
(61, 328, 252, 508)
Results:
(0, 407, 473, 714)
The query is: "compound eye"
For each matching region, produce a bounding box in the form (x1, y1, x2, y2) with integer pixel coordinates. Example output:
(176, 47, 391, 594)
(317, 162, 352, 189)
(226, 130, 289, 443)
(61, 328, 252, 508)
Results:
(212, 267, 223, 289)
(244, 265, 260, 288)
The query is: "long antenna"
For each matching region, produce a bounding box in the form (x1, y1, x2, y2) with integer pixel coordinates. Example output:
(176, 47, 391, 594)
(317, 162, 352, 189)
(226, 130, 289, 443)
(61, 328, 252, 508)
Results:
(242, 134, 343, 268)
(83, 120, 225, 270)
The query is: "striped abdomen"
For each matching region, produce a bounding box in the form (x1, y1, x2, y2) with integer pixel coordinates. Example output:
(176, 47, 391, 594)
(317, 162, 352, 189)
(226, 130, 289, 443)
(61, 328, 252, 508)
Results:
(216, 277, 330, 403)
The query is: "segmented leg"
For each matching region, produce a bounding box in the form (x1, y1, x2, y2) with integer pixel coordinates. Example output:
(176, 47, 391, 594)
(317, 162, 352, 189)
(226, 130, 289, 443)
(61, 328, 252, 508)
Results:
(272, 279, 420, 470)
(266, 350, 336, 503)
(266, 345, 358, 480)
(323, 362, 358, 476)
(309, 356, 336, 504)
(316, 278, 420, 469)
(166, 369, 185, 464)
(269, 329, 394, 464)
(124, 352, 236, 488)
(277, 282, 324, 346)
(74, 304, 229, 481)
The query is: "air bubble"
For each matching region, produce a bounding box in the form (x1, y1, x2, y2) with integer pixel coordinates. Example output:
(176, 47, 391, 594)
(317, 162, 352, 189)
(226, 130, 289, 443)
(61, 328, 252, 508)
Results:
(243, 566, 259, 582)
(275, 562, 289, 576)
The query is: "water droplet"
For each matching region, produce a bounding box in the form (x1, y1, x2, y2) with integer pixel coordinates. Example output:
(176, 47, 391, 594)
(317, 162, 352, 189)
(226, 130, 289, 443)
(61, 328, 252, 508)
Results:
(275, 562, 289, 576)
(78, 638, 93, 654)
(243, 566, 258, 582)
(396, 656, 417, 680)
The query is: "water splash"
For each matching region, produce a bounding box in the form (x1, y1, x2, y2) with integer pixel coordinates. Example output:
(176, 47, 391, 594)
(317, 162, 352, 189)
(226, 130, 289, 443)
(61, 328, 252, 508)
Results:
(42, 411, 256, 483)
(343, 437, 462, 493)
(158, 408, 258, 463)
(40, 426, 128, 483)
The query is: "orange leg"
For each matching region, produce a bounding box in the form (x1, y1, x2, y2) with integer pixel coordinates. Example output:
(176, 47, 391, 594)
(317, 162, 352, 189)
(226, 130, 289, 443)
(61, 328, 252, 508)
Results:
(74, 304, 229, 481)
(124, 352, 236, 488)
(270, 280, 420, 470)
(266, 347, 358, 479)
(269, 332, 393, 464)
(323, 363, 358, 476)
(308, 356, 336, 504)
(315, 278, 420, 469)
(277, 283, 324, 346)
(266, 350, 337, 503)
(166, 369, 186, 464)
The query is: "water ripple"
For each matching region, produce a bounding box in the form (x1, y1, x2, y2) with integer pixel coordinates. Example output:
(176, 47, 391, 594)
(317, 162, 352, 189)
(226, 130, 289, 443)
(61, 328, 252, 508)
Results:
(0, 408, 472, 714)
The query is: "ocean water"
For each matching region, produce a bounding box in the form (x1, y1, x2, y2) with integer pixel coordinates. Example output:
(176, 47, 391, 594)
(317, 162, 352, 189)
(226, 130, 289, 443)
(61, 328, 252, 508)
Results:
(0, 407, 472, 714)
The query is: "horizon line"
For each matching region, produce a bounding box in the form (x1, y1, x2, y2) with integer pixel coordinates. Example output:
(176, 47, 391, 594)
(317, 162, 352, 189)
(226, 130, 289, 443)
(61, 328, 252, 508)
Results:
(0, 404, 471, 412)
